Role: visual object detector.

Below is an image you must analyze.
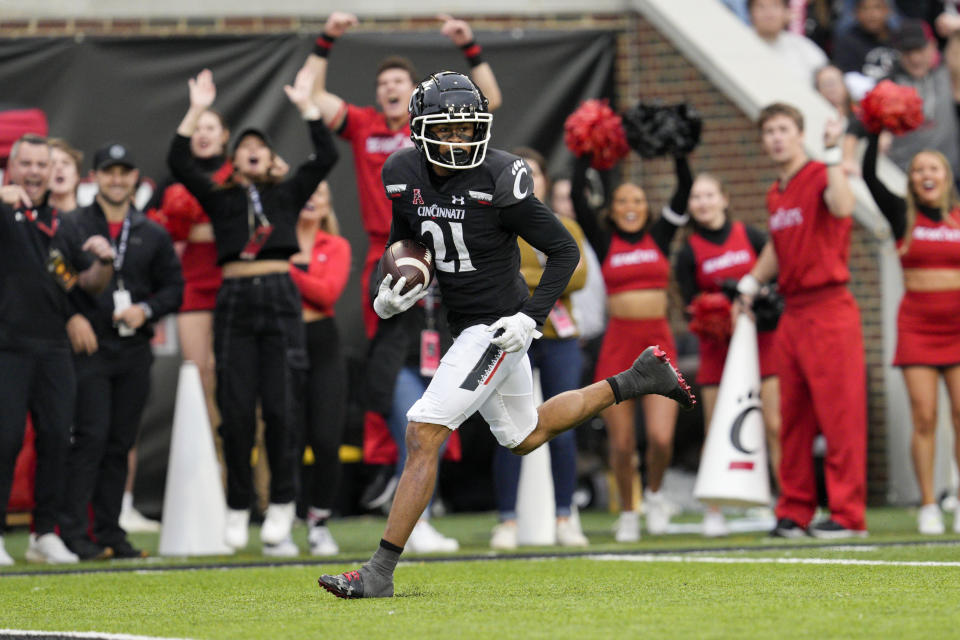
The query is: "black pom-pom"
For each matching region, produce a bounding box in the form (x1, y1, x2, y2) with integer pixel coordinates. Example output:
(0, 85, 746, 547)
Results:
(622, 101, 702, 158)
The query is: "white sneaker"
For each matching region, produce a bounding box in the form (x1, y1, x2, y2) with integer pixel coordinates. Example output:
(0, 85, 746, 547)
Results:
(407, 520, 459, 553)
(490, 521, 518, 550)
(25, 533, 79, 564)
(614, 511, 640, 542)
(556, 518, 588, 547)
(260, 502, 295, 546)
(0, 536, 14, 566)
(702, 509, 729, 538)
(308, 525, 339, 556)
(224, 508, 250, 549)
(918, 503, 945, 535)
(644, 490, 671, 535)
(119, 506, 161, 534)
(262, 535, 299, 558)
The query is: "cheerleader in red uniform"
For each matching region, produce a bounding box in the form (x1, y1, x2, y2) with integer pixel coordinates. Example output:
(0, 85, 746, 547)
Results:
(572, 154, 691, 540)
(150, 109, 231, 411)
(863, 134, 960, 535)
(675, 173, 780, 537)
(289, 181, 351, 556)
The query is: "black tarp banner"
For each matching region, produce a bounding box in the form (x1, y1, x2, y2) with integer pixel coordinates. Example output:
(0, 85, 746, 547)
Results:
(0, 29, 616, 516)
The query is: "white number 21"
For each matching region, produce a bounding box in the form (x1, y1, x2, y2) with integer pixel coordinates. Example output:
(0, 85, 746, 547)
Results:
(421, 220, 475, 273)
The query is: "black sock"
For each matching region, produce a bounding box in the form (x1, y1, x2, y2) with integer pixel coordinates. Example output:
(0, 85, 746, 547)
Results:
(606, 377, 624, 404)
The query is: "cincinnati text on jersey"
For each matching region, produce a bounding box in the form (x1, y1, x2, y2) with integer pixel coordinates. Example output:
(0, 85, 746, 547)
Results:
(417, 204, 466, 220)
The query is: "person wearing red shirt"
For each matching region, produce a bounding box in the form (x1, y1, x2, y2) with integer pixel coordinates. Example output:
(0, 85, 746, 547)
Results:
(862, 134, 960, 535)
(303, 11, 504, 487)
(740, 102, 867, 539)
(287, 181, 351, 556)
(675, 172, 780, 538)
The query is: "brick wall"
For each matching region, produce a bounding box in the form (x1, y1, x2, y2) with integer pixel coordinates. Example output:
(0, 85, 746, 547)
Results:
(2, 11, 888, 502)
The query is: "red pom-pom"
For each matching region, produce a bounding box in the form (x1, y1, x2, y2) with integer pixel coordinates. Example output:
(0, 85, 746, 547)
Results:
(859, 80, 925, 135)
(157, 184, 205, 241)
(563, 99, 630, 170)
(687, 292, 733, 343)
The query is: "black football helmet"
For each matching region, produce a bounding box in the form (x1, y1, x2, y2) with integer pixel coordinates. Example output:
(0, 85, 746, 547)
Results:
(409, 71, 492, 170)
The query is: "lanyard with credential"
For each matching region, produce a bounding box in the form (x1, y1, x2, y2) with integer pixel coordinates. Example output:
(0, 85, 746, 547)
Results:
(112, 214, 132, 290)
(240, 184, 274, 260)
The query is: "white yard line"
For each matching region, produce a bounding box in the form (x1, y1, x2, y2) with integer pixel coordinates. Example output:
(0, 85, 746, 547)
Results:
(588, 554, 960, 567)
(0, 631, 194, 640)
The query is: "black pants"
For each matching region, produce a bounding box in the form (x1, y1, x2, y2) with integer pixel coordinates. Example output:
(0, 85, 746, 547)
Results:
(302, 317, 346, 510)
(215, 273, 306, 510)
(59, 341, 153, 546)
(0, 344, 75, 535)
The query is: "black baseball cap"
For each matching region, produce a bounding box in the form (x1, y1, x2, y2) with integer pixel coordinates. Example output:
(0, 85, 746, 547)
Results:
(93, 142, 137, 171)
(231, 127, 273, 154)
(893, 19, 930, 52)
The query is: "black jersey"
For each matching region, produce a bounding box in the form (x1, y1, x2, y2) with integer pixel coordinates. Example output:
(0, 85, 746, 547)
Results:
(382, 147, 579, 335)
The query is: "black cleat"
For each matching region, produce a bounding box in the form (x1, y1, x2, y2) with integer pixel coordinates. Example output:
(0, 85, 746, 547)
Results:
(770, 518, 808, 538)
(318, 568, 394, 599)
(611, 346, 696, 410)
(808, 519, 868, 539)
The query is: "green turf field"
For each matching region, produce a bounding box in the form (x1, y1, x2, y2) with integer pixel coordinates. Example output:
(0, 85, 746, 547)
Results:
(2, 508, 959, 639)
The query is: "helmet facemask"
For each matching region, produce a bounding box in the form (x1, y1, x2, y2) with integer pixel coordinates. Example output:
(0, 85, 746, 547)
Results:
(412, 110, 492, 170)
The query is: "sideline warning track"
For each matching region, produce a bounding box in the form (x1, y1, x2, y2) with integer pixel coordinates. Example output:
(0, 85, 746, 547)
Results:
(2, 539, 959, 578)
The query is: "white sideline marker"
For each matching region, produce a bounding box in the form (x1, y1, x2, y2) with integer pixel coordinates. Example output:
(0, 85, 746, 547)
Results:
(588, 554, 960, 568)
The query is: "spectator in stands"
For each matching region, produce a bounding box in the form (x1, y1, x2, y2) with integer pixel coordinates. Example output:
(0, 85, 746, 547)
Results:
(59, 143, 183, 560)
(741, 102, 867, 539)
(0, 134, 115, 565)
(47, 138, 82, 213)
(304, 10, 503, 501)
(288, 181, 351, 556)
(861, 135, 960, 535)
(749, 0, 829, 82)
(490, 148, 590, 550)
(814, 64, 872, 177)
(168, 67, 338, 554)
(572, 153, 692, 540)
(846, 19, 960, 176)
(833, 0, 899, 98)
(553, 173, 608, 342)
(674, 173, 780, 537)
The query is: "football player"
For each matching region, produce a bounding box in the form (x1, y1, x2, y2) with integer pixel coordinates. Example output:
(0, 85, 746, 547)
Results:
(318, 72, 696, 599)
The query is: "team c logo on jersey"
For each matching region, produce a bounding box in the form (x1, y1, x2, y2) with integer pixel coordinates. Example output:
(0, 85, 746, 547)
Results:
(511, 159, 529, 199)
(769, 206, 804, 231)
(412, 189, 425, 205)
(703, 250, 752, 275)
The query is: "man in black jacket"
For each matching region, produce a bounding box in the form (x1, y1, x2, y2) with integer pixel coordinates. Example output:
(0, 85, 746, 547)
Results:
(59, 143, 183, 560)
(0, 134, 115, 566)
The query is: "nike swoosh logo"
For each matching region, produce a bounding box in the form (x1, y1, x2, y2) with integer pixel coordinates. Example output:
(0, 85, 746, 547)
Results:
(513, 166, 529, 200)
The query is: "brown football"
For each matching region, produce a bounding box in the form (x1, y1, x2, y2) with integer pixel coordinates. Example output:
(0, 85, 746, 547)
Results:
(381, 239, 434, 294)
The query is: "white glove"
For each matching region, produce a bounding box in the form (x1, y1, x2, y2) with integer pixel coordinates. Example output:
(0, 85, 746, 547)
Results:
(487, 312, 540, 353)
(373, 274, 428, 319)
